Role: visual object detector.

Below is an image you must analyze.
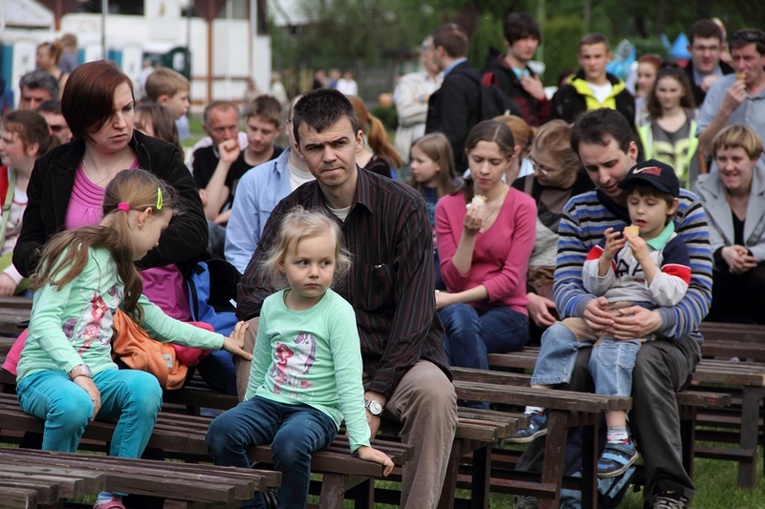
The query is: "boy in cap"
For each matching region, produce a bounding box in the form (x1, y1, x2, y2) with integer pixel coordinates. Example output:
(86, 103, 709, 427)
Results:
(508, 160, 692, 478)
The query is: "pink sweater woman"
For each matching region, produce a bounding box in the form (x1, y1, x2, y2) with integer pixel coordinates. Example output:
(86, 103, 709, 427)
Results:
(435, 121, 536, 407)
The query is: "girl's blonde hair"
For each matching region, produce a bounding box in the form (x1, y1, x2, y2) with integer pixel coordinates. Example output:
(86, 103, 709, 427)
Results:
(259, 206, 351, 291)
(30, 170, 177, 323)
(408, 133, 458, 198)
(493, 114, 536, 153)
(347, 95, 404, 168)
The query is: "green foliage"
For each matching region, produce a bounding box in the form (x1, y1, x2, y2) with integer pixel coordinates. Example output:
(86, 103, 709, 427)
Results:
(541, 15, 587, 87)
(468, 13, 505, 69)
(632, 38, 669, 61)
(371, 104, 398, 131)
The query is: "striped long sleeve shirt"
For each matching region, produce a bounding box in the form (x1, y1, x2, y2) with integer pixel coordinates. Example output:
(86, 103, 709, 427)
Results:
(554, 189, 713, 343)
(237, 168, 451, 398)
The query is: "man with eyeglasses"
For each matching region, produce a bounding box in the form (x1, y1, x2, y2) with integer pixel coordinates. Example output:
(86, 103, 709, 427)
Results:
(36, 100, 72, 144)
(684, 19, 733, 106)
(698, 28, 765, 158)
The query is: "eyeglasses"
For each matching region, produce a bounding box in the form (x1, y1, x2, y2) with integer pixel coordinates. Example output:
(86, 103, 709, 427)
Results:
(528, 157, 558, 177)
(732, 31, 765, 44)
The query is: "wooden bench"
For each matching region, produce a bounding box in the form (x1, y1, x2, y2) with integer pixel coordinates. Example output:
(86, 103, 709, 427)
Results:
(0, 296, 31, 335)
(164, 373, 523, 509)
(0, 446, 276, 508)
(0, 450, 105, 508)
(0, 390, 412, 509)
(488, 346, 740, 485)
(450, 370, 632, 509)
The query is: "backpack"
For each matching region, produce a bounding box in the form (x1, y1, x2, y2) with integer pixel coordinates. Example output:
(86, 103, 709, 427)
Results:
(184, 255, 241, 336)
(452, 68, 522, 121)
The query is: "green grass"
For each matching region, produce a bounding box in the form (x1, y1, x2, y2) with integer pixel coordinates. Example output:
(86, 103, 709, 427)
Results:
(341, 445, 765, 508)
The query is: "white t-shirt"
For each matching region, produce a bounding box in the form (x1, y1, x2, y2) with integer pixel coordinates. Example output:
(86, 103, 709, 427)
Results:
(588, 82, 613, 105)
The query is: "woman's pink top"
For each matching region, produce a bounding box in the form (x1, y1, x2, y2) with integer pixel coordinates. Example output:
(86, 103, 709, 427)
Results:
(65, 163, 192, 320)
(435, 187, 537, 313)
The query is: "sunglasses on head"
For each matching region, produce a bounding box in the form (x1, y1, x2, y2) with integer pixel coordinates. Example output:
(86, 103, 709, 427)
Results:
(731, 31, 765, 44)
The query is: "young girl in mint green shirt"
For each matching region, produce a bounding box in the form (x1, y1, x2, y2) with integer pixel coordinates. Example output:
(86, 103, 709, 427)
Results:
(206, 206, 393, 509)
(16, 170, 250, 509)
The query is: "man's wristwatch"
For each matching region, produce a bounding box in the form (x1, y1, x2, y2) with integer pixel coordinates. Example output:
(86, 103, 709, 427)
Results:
(364, 399, 384, 416)
(69, 364, 92, 380)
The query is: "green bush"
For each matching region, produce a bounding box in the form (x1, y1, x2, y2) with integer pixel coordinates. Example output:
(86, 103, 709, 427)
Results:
(371, 104, 398, 131)
(541, 16, 588, 87)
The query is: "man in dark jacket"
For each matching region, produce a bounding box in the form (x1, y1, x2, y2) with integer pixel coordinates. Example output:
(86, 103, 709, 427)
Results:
(482, 12, 551, 127)
(425, 23, 481, 172)
(684, 19, 734, 106)
(551, 33, 635, 129)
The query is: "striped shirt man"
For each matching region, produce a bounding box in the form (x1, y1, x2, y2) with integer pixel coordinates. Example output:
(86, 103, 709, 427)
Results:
(554, 188, 713, 343)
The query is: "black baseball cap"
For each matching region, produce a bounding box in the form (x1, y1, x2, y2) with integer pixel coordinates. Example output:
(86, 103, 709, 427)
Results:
(618, 159, 680, 197)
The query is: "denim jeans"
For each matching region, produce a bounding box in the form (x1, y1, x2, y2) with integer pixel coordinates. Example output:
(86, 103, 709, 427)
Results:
(17, 368, 162, 457)
(205, 395, 338, 509)
(589, 338, 642, 397)
(440, 303, 528, 409)
(439, 303, 529, 370)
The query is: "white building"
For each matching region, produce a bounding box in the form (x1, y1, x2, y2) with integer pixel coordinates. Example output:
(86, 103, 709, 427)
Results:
(0, 0, 272, 108)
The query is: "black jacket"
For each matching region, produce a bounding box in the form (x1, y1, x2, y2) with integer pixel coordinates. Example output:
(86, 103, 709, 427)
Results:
(551, 70, 636, 129)
(425, 60, 481, 172)
(14, 131, 208, 277)
(481, 47, 551, 126)
(684, 61, 734, 107)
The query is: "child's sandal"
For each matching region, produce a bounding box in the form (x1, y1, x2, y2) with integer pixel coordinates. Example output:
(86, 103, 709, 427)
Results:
(597, 440, 637, 478)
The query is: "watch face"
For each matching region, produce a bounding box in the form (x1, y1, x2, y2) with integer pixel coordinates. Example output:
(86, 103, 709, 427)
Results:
(369, 401, 383, 415)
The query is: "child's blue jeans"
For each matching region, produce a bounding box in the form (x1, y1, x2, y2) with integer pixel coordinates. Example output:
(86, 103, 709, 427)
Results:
(531, 314, 645, 398)
(17, 368, 162, 457)
(205, 395, 338, 509)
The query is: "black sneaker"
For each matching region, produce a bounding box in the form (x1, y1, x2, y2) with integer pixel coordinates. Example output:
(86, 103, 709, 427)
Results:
(651, 494, 688, 509)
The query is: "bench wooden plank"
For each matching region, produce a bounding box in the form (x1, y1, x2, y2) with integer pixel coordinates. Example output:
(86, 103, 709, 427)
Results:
(0, 487, 37, 509)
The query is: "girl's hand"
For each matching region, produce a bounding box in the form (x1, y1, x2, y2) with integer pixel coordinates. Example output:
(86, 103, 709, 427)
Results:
(222, 321, 252, 360)
(73, 376, 101, 421)
(623, 230, 649, 264)
(602, 228, 626, 260)
(356, 445, 394, 476)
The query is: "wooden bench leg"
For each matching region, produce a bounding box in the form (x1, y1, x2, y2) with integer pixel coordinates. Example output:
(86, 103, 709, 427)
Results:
(437, 440, 462, 509)
(350, 478, 374, 509)
(470, 443, 490, 509)
(737, 387, 762, 488)
(580, 421, 598, 509)
(538, 411, 569, 509)
(318, 473, 347, 509)
(679, 408, 696, 478)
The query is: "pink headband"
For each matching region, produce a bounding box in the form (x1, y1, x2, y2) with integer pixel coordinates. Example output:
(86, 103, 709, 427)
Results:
(117, 202, 130, 212)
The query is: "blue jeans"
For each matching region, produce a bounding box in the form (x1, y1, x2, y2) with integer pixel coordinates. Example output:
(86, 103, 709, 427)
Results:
(439, 303, 529, 370)
(440, 303, 528, 409)
(17, 368, 162, 457)
(206, 395, 338, 509)
(532, 322, 642, 398)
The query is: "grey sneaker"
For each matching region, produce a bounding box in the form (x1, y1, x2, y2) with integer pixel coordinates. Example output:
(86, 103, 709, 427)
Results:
(652, 495, 688, 509)
(514, 495, 539, 509)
